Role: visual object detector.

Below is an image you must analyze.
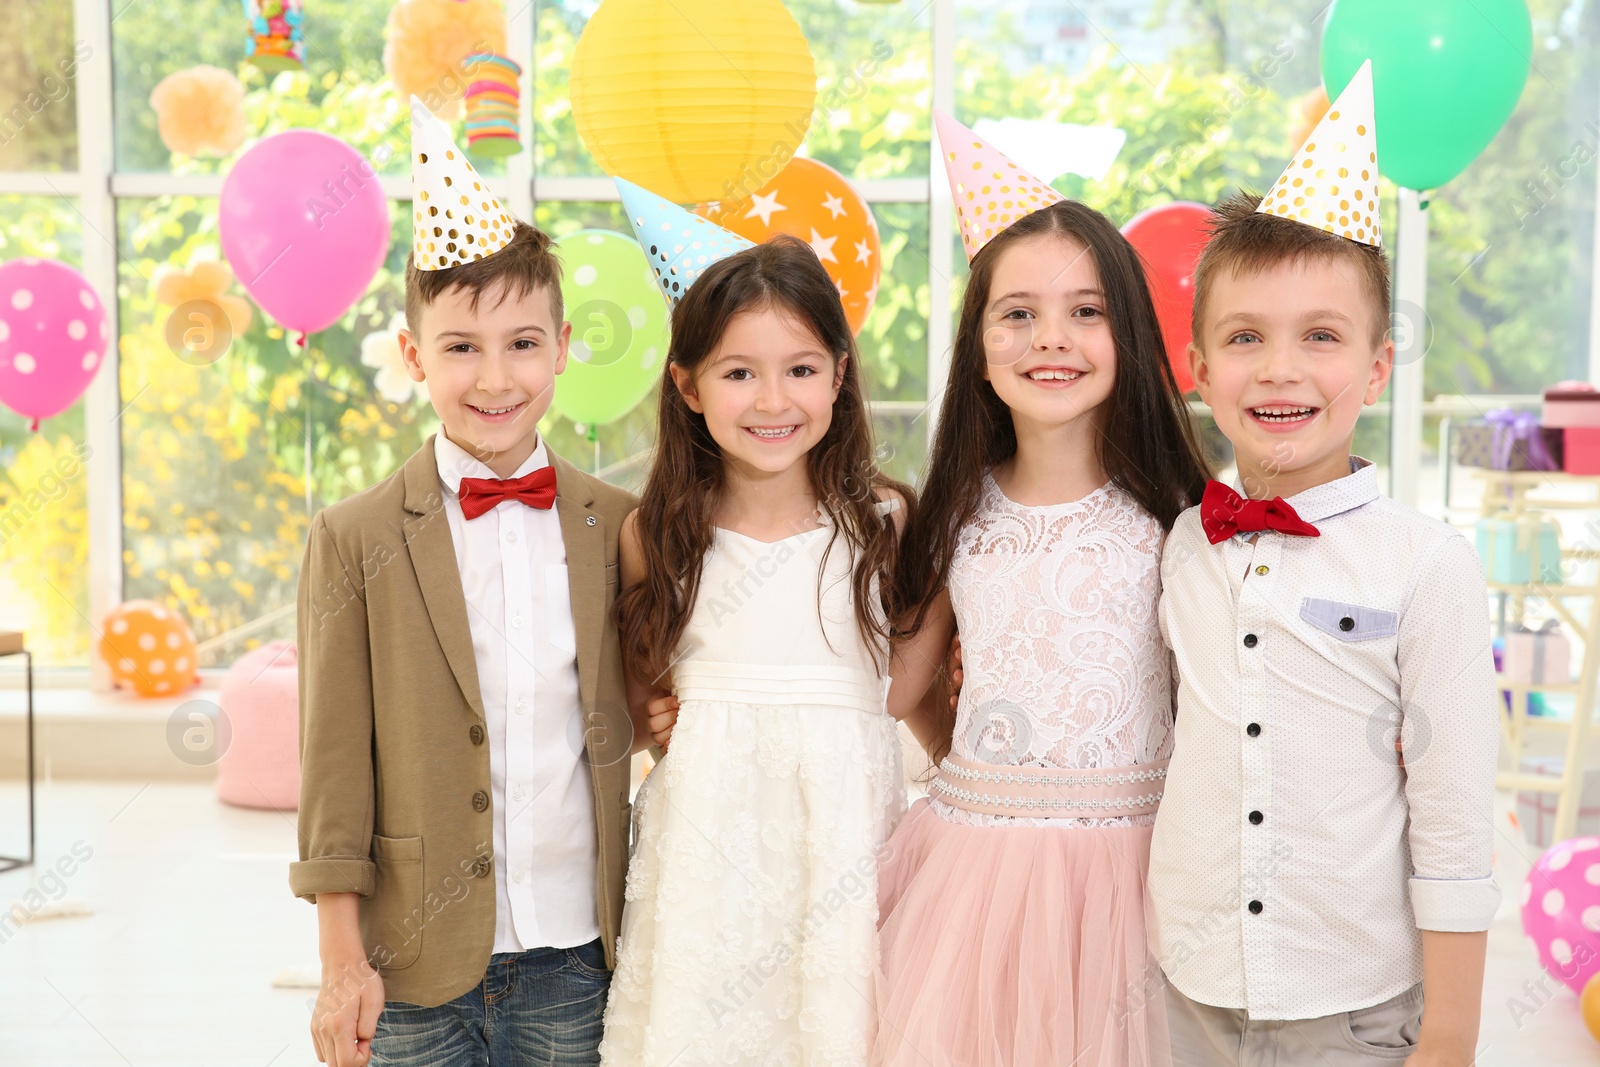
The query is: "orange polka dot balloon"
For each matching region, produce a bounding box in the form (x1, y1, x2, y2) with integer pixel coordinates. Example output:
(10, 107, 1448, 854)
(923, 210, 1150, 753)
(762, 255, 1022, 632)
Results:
(99, 600, 200, 698)
(697, 157, 881, 335)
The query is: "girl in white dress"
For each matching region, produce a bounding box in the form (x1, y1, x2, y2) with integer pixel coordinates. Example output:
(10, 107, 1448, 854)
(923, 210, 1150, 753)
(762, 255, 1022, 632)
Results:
(598, 234, 915, 1067)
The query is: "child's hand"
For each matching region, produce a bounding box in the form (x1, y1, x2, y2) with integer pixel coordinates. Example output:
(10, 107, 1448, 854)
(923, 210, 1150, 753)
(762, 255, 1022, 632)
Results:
(947, 631, 964, 711)
(312, 954, 384, 1067)
(647, 693, 680, 753)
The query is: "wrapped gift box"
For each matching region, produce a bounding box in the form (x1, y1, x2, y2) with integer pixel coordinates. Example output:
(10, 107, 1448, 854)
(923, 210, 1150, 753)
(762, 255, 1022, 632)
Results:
(1503, 622, 1572, 685)
(1476, 517, 1562, 585)
(1567, 427, 1600, 474)
(1517, 755, 1600, 848)
(1543, 381, 1600, 428)
(1455, 412, 1562, 471)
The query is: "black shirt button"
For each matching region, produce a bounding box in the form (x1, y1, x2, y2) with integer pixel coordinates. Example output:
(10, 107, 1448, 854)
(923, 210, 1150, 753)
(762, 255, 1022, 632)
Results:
(469, 724, 485, 745)
(1243, 633, 1258, 648)
(472, 790, 489, 812)
(1248, 900, 1263, 915)
(1247, 723, 1262, 737)
(1339, 616, 1355, 632)
(1249, 810, 1264, 825)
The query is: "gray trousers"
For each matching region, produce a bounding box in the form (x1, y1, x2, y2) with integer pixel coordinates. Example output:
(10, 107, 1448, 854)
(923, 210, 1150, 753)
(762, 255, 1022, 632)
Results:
(1165, 981, 1424, 1066)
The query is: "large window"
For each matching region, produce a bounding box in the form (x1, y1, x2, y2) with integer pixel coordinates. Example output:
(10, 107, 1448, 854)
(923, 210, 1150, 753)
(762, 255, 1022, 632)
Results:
(4, 0, 1598, 670)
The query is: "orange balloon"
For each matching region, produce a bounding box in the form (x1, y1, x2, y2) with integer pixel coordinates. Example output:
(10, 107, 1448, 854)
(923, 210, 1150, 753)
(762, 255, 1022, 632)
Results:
(1583, 974, 1600, 1042)
(697, 157, 881, 335)
(1289, 86, 1331, 153)
(99, 599, 200, 698)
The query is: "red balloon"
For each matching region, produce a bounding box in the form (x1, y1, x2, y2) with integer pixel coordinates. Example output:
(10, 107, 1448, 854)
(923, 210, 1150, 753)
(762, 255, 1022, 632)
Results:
(1122, 202, 1213, 394)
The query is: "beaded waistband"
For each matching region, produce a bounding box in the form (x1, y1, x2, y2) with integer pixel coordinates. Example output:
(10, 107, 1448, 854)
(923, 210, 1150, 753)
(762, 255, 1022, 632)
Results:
(930, 752, 1168, 819)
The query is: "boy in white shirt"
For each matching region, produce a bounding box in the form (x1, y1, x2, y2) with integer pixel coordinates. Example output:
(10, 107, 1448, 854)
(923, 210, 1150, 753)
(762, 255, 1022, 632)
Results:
(1149, 65, 1500, 1067)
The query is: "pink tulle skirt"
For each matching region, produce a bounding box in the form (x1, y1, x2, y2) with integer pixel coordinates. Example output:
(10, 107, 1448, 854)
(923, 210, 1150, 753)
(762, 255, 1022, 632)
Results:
(873, 798, 1171, 1067)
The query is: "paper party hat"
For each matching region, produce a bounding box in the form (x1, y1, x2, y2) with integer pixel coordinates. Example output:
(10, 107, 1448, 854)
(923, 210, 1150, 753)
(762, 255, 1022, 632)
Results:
(616, 177, 755, 307)
(934, 109, 1067, 262)
(410, 95, 516, 271)
(1257, 61, 1382, 248)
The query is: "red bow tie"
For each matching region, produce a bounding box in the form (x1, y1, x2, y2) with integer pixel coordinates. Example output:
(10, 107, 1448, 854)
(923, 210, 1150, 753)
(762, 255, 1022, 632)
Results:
(1199, 480, 1320, 545)
(457, 466, 557, 520)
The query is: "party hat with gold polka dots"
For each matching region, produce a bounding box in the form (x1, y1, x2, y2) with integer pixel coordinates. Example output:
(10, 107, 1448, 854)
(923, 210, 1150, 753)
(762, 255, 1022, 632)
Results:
(1257, 60, 1382, 248)
(410, 95, 517, 271)
(933, 109, 1066, 262)
(615, 177, 755, 307)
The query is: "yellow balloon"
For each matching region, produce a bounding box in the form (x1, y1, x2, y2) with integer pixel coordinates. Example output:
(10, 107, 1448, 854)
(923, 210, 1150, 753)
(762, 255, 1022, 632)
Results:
(1584, 974, 1600, 1042)
(569, 0, 816, 204)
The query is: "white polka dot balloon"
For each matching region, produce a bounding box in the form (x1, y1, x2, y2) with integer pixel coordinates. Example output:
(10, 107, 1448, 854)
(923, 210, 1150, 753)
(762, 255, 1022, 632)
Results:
(1522, 835, 1600, 993)
(0, 258, 108, 430)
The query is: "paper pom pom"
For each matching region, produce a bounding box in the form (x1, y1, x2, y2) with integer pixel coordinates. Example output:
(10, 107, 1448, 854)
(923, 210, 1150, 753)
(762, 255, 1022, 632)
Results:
(360, 312, 426, 405)
(150, 65, 249, 158)
(153, 259, 254, 336)
(384, 0, 508, 122)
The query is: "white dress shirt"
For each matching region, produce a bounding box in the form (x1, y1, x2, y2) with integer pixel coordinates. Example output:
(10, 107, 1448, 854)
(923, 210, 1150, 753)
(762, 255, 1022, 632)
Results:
(435, 432, 600, 954)
(1150, 457, 1501, 1020)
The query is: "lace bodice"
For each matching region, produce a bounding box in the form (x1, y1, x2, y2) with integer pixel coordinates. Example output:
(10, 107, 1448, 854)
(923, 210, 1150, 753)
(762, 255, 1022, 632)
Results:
(939, 472, 1174, 826)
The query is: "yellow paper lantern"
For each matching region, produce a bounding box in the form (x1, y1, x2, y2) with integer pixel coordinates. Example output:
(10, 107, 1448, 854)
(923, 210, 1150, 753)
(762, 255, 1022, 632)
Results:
(569, 0, 817, 204)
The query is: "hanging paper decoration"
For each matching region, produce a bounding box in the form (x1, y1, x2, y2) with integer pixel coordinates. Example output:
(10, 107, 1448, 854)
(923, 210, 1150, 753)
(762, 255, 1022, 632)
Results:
(153, 259, 254, 337)
(698, 157, 881, 335)
(462, 53, 522, 159)
(0, 258, 109, 431)
(150, 66, 249, 157)
(242, 0, 305, 72)
(361, 312, 427, 405)
(384, 0, 508, 122)
(569, 0, 816, 204)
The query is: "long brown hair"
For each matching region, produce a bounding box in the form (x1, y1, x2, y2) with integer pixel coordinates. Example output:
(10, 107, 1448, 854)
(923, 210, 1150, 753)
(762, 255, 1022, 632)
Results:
(618, 235, 914, 681)
(900, 199, 1210, 634)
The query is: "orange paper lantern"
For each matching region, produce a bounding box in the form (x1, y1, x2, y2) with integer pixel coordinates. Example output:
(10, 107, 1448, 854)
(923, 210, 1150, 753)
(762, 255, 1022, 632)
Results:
(698, 157, 881, 335)
(99, 600, 200, 698)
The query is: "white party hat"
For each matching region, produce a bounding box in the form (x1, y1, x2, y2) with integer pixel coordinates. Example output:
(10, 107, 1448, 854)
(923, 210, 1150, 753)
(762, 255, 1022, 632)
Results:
(1257, 61, 1382, 248)
(410, 95, 516, 270)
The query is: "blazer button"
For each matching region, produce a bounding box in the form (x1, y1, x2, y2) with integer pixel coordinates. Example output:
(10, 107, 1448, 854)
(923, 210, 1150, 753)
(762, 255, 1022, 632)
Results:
(469, 724, 485, 745)
(472, 790, 489, 812)
(1247, 722, 1262, 737)
(1249, 810, 1264, 825)
(1339, 616, 1355, 631)
(1248, 899, 1263, 915)
(474, 854, 492, 878)
(1243, 633, 1258, 648)
(586, 515, 597, 526)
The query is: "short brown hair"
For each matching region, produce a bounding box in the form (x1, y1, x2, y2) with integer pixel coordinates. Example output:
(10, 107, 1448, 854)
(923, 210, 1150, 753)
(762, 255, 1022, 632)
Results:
(1192, 192, 1391, 346)
(405, 220, 564, 334)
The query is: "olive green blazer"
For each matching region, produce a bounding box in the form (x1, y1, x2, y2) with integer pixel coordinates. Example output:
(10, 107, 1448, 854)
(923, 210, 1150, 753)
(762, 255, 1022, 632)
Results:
(291, 434, 638, 1008)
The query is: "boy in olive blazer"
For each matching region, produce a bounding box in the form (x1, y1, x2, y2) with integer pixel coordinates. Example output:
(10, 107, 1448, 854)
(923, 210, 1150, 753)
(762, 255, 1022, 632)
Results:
(294, 111, 652, 1067)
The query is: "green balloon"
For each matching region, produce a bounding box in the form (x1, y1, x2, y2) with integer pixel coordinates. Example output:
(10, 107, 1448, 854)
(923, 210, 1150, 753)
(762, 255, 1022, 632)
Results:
(550, 229, 671, 426)
(1322, 0, 1531, 191)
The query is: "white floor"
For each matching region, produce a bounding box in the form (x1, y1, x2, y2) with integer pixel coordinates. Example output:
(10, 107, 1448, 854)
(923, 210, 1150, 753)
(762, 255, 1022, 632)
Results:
(0, 781, 1596, 1066)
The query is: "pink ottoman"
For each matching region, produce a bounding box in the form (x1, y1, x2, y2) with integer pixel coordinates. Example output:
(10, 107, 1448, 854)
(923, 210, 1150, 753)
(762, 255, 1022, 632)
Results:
(215, 640, 300, 810)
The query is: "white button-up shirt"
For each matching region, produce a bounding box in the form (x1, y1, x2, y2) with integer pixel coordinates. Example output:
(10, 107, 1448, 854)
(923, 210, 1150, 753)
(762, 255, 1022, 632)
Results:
(1150, 457, 1500, 1020)
(435, 433, 600, 954)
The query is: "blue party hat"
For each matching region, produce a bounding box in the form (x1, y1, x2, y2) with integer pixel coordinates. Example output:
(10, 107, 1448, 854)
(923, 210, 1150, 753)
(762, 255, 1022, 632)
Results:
(615, 177, 755, 306)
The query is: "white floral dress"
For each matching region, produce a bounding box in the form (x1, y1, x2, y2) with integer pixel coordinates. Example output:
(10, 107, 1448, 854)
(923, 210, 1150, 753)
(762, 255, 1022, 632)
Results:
(599, 502, 906, 1067)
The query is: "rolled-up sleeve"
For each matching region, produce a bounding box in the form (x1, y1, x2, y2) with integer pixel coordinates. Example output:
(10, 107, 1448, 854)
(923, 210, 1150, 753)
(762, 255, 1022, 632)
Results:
(289, 511, 377, 902)
(1398, 532, 1501, 931)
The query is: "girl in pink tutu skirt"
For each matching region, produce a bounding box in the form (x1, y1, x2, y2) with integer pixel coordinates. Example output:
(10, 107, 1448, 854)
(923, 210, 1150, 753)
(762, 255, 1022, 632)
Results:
(879, 112, 1211, 1067)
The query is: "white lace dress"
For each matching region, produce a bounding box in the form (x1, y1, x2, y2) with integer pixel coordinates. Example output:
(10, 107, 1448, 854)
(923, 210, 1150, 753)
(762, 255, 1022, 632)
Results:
(874, 473, 1175, 1067)
(599, 503, 906, 1067)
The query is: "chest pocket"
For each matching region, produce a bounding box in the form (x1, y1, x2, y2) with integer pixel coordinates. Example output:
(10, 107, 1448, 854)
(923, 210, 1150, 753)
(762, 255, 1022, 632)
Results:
(1300, 598, 1398, 642)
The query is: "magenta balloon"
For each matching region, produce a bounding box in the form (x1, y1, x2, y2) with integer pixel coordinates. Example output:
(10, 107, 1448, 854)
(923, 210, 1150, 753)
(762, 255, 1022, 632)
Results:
(0, 258, 109, 429)
(220, 130, 391, 336)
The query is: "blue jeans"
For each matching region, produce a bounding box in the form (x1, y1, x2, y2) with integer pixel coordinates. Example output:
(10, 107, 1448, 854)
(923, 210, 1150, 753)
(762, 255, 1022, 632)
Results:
(372, 939, 611, 1067)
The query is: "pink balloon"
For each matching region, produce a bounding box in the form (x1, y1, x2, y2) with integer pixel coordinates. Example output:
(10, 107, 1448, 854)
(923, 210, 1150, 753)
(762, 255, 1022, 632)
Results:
(1521, 836, 1600, 994)
(220, 130, 390, 339)
(0, 258, 109, 430)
